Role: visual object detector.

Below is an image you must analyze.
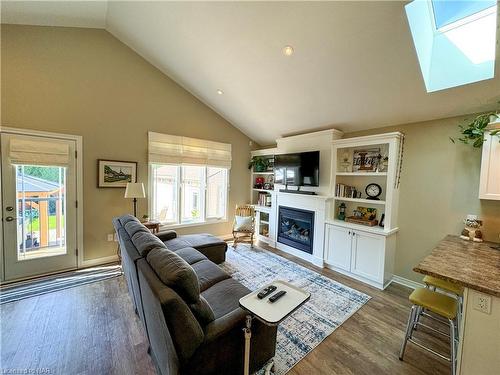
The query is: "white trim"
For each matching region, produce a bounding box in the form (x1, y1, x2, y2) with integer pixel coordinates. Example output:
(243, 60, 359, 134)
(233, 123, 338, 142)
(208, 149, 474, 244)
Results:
(391, 275, 425, 290)
(332, 131, 403, 147)
(80, 255, 119, 268)
(160, 219, 229, 231)
(0, 126, 84, 270)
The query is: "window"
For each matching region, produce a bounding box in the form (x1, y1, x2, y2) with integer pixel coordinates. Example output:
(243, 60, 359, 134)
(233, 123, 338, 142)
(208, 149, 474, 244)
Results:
(406, 0, 497, 92)
(431, 0, 496, 29)
(148, 132, 231, 226)
(150, 164, 228, 226)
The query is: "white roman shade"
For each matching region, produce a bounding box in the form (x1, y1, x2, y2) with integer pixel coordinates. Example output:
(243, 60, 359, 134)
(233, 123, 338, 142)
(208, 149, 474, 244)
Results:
(9, 136, 70, 166)
(148, 131, 232, 168)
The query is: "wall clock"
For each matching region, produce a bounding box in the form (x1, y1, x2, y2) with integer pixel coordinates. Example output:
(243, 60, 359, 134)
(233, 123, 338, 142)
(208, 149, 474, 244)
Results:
(365, 183, 382, 200)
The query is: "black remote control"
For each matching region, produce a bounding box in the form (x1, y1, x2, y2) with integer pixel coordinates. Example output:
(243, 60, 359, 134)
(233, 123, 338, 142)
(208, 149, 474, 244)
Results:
(269, 290, 287, 303)
(257, 285, 277, 299)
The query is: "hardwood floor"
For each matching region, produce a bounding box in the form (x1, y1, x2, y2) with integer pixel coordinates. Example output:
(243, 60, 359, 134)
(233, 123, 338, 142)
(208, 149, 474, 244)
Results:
(260, 244, 451, 375)
(1, 275, 155, 375)
(1, 244, 451, 375)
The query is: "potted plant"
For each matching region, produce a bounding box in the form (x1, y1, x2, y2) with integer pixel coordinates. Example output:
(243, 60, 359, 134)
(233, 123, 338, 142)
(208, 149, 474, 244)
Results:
(248, 156, 270, 172)
(450, 111, 500, 148)
(141, 214, 150, 223)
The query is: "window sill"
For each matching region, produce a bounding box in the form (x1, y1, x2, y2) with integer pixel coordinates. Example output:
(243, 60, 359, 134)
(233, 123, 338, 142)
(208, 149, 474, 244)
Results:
(159, 219, 228, 231)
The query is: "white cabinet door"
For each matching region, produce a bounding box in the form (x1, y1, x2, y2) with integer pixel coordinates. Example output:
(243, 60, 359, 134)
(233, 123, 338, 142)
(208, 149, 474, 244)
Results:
(479, 123, 500, 200)
(324, 224, 352, 271)
(351, 231, 385, 283)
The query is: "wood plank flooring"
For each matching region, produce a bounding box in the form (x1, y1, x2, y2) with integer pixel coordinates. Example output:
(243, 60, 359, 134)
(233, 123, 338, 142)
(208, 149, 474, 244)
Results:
(1, 244, 451, 375)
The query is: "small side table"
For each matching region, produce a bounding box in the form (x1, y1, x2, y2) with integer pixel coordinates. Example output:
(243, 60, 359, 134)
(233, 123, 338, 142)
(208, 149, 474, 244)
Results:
(239, 280, 311, 375)
(142, 220, 161, 233)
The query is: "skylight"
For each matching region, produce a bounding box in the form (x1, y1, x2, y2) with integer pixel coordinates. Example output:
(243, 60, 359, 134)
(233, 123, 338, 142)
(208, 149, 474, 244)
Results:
(405, 0, 497, 92)
(432, 0, 497, 29)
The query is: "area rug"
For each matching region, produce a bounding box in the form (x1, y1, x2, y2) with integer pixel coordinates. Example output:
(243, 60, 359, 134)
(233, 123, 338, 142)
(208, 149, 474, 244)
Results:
(0, 264, 122, 304)
(221, 245, 370, 375)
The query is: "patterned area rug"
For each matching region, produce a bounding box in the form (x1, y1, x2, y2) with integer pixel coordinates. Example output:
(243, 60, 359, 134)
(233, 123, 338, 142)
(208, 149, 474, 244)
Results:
(221, 245, 370, 375)
(0, 265, 122, 304)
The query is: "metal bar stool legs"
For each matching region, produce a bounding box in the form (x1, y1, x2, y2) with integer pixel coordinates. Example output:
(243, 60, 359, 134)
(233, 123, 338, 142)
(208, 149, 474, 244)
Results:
(399, 288, 458, 375)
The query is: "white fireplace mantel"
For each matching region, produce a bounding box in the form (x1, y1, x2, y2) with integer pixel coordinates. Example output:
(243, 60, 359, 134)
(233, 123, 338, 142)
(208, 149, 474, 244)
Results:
(271, 191, 331, 267)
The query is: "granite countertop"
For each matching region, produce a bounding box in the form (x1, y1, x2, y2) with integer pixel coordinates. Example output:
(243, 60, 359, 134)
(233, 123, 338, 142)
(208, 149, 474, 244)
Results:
(414, 235, 500, 297)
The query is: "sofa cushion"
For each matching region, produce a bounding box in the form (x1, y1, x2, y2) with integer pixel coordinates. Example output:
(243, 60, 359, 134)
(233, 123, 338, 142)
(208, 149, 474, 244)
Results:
(118, 214, 140, 226)
(165, 233, 225, 251)
(147, 247, 200, 304)
(189, 295, 215, 325)
(175, 247, 208, 265)
(201, 278, 251, 319)
(156, 230, 177, 242)
(124, 220, 149, 238)
(131, 231, 166, 257)
(191, 260, 230, 292)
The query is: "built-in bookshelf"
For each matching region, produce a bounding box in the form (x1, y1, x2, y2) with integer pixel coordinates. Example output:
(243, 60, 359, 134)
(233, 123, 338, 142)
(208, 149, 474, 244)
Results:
(250, 148, 278, 244)
(329, 133, 403, 231)
(324, 132, 403, 289)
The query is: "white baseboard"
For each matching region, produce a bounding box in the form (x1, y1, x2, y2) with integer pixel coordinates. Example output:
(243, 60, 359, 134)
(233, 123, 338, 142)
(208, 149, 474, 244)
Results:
(391, 275, 425, 290)
(80, 255, 119, 268)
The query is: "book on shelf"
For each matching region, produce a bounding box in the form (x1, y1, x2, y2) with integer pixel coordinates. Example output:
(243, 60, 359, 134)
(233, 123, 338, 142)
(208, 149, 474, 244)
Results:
(335, 183, 362, 199)
(257, 192, 272, 207)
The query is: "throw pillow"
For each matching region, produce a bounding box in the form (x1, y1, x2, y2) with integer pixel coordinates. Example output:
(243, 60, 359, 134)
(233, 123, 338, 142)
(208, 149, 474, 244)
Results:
(234, 215, 253, 231)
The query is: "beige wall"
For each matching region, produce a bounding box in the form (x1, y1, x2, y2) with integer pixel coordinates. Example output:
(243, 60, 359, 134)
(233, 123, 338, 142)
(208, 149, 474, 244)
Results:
(347, 116, 500, 282)
(1, 25, 253, 261)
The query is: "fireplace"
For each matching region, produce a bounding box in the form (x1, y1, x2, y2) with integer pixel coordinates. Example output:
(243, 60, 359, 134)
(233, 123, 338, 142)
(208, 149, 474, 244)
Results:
(277, 206, 314, 254)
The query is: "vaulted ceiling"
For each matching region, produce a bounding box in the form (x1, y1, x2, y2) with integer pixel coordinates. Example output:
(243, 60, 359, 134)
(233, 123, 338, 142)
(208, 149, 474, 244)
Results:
(2, 1, 499, 145)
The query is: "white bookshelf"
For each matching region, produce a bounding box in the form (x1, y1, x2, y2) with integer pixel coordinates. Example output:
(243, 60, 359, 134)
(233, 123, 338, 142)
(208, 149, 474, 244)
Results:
(250, 148, 277, 244)
(332, 197, 386, 205)
(324, 132, 403, 289)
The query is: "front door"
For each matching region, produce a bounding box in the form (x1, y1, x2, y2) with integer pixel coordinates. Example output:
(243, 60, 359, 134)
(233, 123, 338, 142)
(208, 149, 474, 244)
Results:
(1, 132, 78, 281)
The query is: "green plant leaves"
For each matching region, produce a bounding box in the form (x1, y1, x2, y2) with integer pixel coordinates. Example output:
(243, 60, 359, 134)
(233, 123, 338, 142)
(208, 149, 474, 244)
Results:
(451, 111, 500, 148)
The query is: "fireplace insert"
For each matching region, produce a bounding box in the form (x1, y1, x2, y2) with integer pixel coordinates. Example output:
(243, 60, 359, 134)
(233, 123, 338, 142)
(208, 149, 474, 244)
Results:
(277, 206, 314, 254)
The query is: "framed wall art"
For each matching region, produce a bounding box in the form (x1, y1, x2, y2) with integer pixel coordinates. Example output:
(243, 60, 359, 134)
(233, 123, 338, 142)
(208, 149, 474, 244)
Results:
(98, 159, 137, 188)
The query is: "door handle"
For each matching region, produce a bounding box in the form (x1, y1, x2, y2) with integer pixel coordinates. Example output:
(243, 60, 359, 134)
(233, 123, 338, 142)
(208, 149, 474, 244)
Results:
(5, 206, 14, 212)
(5, 216, 16, 222)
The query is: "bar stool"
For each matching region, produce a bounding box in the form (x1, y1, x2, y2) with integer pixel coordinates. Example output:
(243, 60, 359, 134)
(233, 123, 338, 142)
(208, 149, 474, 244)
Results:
(423, 275, 464, 336)
(399, 288, 458, 375)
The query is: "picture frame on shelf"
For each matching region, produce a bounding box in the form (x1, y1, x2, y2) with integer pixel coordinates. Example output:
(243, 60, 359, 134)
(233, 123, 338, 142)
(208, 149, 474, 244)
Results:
(352, 148, 381, 172)
(98, 159, 137, 188)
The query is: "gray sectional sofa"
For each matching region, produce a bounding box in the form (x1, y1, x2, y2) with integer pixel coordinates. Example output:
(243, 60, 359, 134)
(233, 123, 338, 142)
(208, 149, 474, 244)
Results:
(112, 214, 277, 375)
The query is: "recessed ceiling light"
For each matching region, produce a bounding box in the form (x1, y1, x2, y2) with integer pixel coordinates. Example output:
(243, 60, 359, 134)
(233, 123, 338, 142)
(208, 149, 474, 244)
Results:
(217, 89, 224, 95)
(283, 45, 294, 56)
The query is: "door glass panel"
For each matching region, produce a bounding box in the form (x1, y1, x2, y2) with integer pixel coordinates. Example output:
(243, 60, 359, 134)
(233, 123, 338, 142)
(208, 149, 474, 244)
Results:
(16, 165, 67, 260)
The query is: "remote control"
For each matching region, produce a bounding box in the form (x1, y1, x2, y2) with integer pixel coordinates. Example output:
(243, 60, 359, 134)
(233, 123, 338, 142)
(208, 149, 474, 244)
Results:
(269, 290, 287, 303)
(257, 285, 277, 299)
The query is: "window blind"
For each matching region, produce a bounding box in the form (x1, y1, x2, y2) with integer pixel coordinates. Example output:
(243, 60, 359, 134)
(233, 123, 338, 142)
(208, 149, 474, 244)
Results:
(148, 132, 232, 168)
(9, 136, 70, 166)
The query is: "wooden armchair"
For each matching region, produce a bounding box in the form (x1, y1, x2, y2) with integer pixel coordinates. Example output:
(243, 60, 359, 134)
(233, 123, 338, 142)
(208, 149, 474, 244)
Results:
(232, 204, 255, 248)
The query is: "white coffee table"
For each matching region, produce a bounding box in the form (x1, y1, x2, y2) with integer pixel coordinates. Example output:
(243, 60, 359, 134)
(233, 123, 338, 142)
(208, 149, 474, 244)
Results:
(239, 280, 311, 375)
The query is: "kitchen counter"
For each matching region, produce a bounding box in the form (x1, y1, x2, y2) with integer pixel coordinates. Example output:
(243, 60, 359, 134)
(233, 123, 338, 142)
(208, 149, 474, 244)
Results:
(413, 235, 500, 297)
(413, 235, 500, 375)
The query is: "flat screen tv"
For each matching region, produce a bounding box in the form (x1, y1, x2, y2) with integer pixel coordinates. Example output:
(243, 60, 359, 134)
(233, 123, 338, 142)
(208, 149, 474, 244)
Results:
(274, 151, 320, 187)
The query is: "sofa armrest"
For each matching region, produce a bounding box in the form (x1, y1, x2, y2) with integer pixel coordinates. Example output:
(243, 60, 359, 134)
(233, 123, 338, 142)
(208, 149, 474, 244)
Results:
(156, 230, 177, 242)
(203, 308, 247, 344)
